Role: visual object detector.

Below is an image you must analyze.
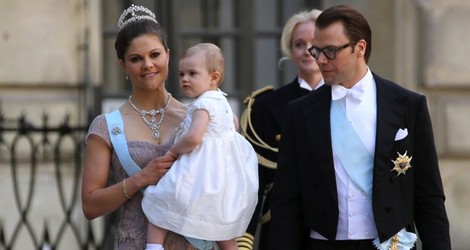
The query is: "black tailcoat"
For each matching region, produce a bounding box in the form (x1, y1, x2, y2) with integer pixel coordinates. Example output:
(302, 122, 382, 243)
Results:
(269, 73, 451, 250)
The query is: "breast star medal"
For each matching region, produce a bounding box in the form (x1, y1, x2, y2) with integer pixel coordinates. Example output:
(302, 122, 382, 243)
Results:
(391, 151, 412, 176)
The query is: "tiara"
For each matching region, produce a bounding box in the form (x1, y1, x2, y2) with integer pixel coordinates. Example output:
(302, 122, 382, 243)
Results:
(117, 4, 159, 30)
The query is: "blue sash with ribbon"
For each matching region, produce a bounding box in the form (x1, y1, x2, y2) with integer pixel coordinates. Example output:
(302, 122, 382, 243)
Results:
(330, 100, 373, 199)
(105, 110, 213, 249)
(330, 100, 417, 249)
(105, 110, 143, 191)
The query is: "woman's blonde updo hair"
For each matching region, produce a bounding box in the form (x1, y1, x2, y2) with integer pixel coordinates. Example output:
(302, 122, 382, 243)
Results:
(280, 9, 322, 60)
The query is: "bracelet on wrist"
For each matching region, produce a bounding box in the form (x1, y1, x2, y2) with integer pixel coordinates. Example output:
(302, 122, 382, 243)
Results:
(122, 178, 132, 199)
(168, 150, 178, 158)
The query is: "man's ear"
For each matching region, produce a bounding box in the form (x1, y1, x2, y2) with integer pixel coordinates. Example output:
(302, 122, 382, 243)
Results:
(357, 39, 367, 57)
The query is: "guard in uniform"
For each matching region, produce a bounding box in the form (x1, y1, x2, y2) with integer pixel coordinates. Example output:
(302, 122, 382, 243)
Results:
(237, 8, 323, 249)
(238, 80, 312, 250)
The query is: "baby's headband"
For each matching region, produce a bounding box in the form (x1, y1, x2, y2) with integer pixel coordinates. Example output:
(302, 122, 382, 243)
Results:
(117, 4, 158, 30)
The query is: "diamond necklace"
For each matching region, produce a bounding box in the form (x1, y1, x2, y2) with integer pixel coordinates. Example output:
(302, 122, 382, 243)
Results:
(128, 94, 172, 140)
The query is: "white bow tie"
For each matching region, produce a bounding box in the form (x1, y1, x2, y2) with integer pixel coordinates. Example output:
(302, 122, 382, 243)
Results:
(332, 84, 365, 102)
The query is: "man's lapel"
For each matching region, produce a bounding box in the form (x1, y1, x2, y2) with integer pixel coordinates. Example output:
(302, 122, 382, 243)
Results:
(301, 85, 338, 201)
(297, 78, 409, 203)
(373, 74, 408, 197)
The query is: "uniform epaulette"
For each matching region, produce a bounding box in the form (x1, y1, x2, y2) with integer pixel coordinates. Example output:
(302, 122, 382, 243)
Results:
(243, 85, 274, 105)
(240, 86, 278, 169)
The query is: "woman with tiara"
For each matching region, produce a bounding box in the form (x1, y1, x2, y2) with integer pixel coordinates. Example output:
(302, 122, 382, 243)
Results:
(81, 4, 206, 249)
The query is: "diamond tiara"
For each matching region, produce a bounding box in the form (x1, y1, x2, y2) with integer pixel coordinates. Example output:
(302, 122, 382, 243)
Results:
(117, 4, 159, 30)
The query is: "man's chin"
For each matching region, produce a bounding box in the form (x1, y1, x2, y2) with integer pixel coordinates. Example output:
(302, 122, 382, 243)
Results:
(322, 79, 336, 86)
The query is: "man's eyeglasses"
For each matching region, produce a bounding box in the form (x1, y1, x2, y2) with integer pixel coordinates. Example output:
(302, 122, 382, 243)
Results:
(308, 42, 356, 60)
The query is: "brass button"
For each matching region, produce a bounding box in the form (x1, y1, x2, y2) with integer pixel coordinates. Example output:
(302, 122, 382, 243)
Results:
(275, 134, 281, 141)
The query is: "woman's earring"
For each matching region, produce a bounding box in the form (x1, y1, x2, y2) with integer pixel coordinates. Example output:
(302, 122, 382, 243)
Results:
(125, 74, 129, 80)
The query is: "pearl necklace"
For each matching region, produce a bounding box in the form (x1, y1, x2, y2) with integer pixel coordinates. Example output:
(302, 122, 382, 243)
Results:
(128, 94, 172, 140)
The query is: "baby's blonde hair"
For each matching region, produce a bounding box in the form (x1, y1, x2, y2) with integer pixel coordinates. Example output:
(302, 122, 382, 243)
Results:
(181, 43, 225, 85)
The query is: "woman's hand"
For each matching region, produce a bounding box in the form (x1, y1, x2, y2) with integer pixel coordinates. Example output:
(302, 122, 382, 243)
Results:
(82, 137, 176, 220)
(135, 154, 175, 187)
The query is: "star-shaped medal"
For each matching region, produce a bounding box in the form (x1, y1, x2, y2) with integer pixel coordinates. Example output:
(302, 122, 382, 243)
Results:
(391, 151, 412, 176)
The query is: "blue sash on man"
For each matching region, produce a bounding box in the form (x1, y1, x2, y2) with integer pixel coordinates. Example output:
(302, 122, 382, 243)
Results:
(330, 99, 417, 250)
(330, 99, 373, 199)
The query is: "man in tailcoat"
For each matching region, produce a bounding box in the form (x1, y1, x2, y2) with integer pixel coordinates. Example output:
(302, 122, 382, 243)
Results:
(269, 5, 451, 250)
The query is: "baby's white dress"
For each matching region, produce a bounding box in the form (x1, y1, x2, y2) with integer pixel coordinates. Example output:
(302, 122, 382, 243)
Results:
(142, 90, 258, 241)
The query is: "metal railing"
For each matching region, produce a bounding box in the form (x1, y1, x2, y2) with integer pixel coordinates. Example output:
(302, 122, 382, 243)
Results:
(0, 112, 116, 250)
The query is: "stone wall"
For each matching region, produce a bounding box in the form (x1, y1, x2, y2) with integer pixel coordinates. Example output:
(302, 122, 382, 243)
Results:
(0, 0, 102, 124)
(417, 1, 470, 249)
(0, 0, 103, 249)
